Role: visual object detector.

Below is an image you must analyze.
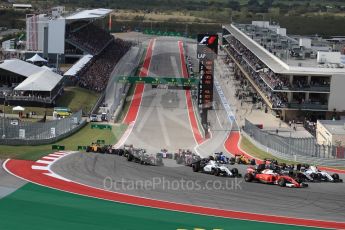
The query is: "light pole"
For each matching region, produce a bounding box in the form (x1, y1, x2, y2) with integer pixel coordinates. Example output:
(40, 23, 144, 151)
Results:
(2, 97, 6, 138)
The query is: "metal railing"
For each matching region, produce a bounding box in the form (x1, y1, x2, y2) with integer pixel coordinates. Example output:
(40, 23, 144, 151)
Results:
(243, 119, 343, 159)
(0, 110, 85, 145)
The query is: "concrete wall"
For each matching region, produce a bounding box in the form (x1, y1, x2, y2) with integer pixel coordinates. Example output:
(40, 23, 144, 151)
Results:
(48, 18, 65, 54)
(316, 120, 332, 145)
(328, 74, 345, 111)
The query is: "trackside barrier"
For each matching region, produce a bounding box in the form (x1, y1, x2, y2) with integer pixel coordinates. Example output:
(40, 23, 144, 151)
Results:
(90, 124, 112, 130)
(52, 145, 65, 150)
(0, 110, 84, 145)
(77, 146, 87, 151)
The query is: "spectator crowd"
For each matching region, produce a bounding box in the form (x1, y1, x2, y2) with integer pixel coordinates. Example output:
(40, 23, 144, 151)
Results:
(67, 23, 113, 55)
(76, 39, 132, 92)
(225, 36, 288, 108)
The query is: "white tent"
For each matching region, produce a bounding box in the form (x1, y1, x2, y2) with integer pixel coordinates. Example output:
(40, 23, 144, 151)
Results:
(13, 106, 25, 111)
(14, 69, 63, 92)
(26, 54, 47, 63)
(64, 54, 93, 76)
(0, 59, 43, 77)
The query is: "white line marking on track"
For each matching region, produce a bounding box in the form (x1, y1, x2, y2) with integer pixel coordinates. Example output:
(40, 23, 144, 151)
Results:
(31, 165, 49, 170)
(48, 154, 64, 157)
(113, 122, 135, 148)
(44, 172, 71, 182)
(215, 109, 224, 129)
(36, 160, 54, 165)
(42, 156, 58, 160)
(157, 106, 171, 147)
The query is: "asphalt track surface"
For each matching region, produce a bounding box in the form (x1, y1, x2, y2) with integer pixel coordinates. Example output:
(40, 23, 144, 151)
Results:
(123, 38, 197, 152)
(51, 38, 345, 223)
(0, 160, 26, 199)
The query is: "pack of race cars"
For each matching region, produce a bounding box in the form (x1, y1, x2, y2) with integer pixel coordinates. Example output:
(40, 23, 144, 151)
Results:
(84, 142, 343, 188)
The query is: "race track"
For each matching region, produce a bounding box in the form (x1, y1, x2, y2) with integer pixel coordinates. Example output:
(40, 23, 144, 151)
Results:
(52, 152, 345, 222)
(50, 37, 345, 223)
(124, 38, 197, 152)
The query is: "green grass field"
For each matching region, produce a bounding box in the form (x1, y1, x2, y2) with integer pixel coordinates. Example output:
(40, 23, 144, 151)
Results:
(1, 87, 98, 118)
(56, 87, 100, 113)
(0, 123, 127, 161)
(0, 183, 322, 230)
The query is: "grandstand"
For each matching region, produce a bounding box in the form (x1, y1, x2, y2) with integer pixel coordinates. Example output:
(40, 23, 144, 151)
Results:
(25, 8, 113, 62)
(26, 8, 132, 93)
(222, 22, 345, 122)
(0, 7, 132, 107)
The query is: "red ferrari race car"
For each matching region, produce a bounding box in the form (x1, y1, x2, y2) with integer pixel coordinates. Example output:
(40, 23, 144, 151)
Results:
(244, 164, 308, 188)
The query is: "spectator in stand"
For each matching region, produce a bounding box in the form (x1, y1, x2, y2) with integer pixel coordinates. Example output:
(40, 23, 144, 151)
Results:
(225, 36, 288, 108)
(67, 23, 114, 55)
(76, 39, 132, 92)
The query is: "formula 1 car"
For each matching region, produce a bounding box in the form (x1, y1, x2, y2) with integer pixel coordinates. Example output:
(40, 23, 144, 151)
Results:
(126, 148, 155, 165)
(301, 166, 343, 183)
(86, 143, 108, 153)
(214, 152, 230, 164)
(156, 149, 173, 159)
(175, 149, 200, 166)
(244, 164, 308, 188)
(192, 157, 241, 177)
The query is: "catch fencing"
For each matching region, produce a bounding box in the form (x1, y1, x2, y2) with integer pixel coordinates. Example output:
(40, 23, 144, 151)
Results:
(0, 110, 85, 145)
(243, 119, 345, 160)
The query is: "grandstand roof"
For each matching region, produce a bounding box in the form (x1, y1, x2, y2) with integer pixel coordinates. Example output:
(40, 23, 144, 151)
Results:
(223, 24, 345, 75)
(64, 54, 93, 76)
(65, 8, 112, 20)
(0, 59, 63, 92)
(14, 69, 63, 92)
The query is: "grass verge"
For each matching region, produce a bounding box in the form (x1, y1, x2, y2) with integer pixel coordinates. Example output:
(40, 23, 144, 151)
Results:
(240, 135, 345, 170)
(56, 87, 100, 113)
(0, 123, 127, 161)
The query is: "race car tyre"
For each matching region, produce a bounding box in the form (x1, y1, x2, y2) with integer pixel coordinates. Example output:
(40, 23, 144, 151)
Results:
(310, 173, 320, 181)
(211, 168, 216, 175)
(235, 158, 240, 164)
(231, 168, 239, 177)
(332, 173, 339, 180)
(86, 146, 91, 152)
(117, 149, 123, 156)
(176, 157, 184, 165)
(296, 164, 302, 171)
(229, 157, 235, 165)
(127, 154, 134, 162)
(244, 173, 253, 182)
(214, 168, 221, 177)
(192, 163, 200, 172)
(250, 159, 256, 165)
(331, 173, 342, 182)
(278, 178, 286, 187)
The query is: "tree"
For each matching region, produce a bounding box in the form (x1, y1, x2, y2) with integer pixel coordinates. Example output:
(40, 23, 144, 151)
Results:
(228, 0, 240, 11)
(247, 0, 262, 13)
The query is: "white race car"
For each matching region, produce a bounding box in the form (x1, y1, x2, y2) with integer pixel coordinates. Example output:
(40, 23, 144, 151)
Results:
(302, 166, 342, 183)
(192, 158, 241, 177)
